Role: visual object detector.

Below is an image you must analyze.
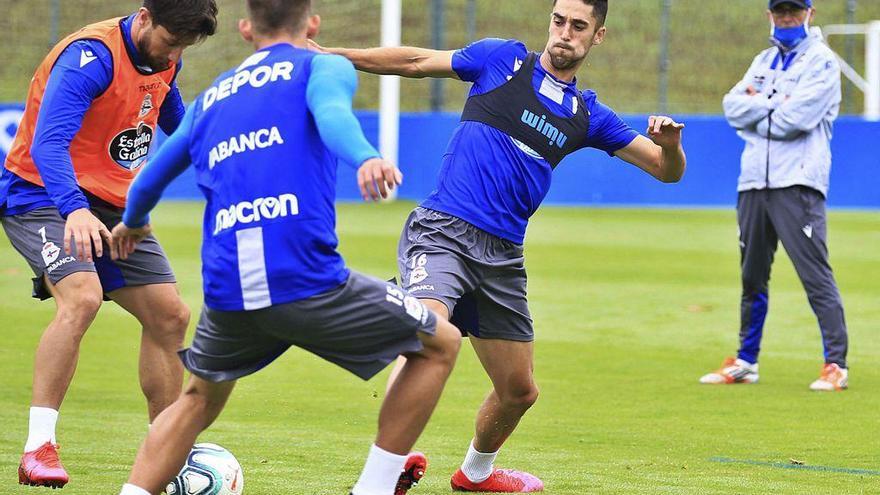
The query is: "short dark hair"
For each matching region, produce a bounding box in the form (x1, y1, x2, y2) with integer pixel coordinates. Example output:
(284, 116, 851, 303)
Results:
(143, 0, 218, 42)
(246, 0, 313, 36)
(553, 0, 608, 27)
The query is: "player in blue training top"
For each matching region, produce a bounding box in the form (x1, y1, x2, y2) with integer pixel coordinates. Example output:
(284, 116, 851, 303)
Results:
(313, 0, 687, 491)
(111, 2, 461, 495)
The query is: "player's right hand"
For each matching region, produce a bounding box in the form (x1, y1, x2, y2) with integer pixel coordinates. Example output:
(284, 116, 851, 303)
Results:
(110, 222, 153, 261)
(64, 208, 116, 262)
(357, 157, 403, 201)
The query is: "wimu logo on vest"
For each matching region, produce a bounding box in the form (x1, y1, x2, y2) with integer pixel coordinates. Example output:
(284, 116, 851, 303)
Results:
(520, 109, 569, 148)
(214, 194, 299, 235)
(209, 127, 284, 169)
(108, 122, 153, 171)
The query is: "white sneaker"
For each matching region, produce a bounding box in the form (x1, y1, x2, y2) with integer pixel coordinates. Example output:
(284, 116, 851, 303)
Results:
(809, 363, 848, 391)
(699, 357, 759, 384)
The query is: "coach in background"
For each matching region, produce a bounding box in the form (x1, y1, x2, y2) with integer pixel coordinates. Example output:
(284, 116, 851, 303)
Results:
(700, 0, 848, 391)
(0, 0, 217, 488)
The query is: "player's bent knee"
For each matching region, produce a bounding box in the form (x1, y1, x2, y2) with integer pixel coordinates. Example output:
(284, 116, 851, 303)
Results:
(423, 319, 462, 365)
(522, 384, 540, 408)
(146, 301, 190, 344)
(166, 303, 191, 335)
(55, 288, 103, 329)
(174, 301, 191, 325)
(501, 381, 539, 410)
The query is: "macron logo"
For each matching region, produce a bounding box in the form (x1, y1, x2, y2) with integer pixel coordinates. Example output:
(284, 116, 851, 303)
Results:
(80, 49, 97, 68)
(214, 193, 299, 235)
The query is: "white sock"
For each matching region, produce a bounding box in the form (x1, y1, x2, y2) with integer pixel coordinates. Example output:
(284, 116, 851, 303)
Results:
(24, 407, 59, 452)
(460, 441, 498, 483)
(351, 444, 407, 495)
(119, 483, 151, 495)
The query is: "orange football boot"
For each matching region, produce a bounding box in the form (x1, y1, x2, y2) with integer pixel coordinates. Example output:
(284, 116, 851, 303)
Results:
(18, 442, 69, 488)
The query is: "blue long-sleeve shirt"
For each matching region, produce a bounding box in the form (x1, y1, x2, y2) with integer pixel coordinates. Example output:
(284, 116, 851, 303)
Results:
(123, 50, 379, 228)
(0, 14, 185, 217)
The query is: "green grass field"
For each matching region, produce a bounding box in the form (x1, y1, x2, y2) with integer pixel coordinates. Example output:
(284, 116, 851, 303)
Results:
(1, 201, 878, 494)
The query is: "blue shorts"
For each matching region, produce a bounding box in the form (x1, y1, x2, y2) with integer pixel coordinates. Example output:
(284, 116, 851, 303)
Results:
(1, 205, 175, 299)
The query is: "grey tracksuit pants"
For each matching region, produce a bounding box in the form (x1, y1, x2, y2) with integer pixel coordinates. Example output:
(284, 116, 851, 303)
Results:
(736, 186, 848, 367)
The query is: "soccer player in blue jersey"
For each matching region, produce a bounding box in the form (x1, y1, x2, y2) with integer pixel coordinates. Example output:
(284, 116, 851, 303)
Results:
(111, 2, 461, 495)
(313, 0, 687, 491)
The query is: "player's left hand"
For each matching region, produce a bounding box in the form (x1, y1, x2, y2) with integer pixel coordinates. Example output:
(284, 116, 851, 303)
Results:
(647, 115, 685, 149)
(110, 222, 153, 260)
(357, 157, 403, 201)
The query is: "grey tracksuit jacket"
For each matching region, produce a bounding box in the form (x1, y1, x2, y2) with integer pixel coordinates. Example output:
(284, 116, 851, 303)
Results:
(722, 29, 841, 197)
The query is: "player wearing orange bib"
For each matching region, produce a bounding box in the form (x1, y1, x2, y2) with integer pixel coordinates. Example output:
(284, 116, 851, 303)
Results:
(0, 1, 217, 488)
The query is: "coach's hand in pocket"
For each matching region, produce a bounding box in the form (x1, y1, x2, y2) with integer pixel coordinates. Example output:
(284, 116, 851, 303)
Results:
(357, 157, 403, 201)
(110, 222, 152, 261)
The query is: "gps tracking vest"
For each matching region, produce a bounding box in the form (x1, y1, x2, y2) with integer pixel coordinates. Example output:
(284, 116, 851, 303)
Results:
(5, 17, 177, 207)
(459, 52, 590, 167)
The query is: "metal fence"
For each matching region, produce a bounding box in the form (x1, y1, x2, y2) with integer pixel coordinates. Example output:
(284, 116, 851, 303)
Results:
(1, 0, 878, 114)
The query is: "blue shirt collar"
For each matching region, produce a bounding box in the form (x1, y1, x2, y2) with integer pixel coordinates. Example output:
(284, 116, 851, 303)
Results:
(258, 42, 293, 52)
(535, 52, 578, 89)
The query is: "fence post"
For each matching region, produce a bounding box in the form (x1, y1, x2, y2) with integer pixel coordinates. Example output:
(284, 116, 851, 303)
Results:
(658, 0, 672, 113)
(844, 0, 857, 113)
(865, 20, 880, 120)
(49, 0, 61, 46)
(467, 0, 476, 42)
(380, 0, 402, 171)
(430, 0, 446, 111)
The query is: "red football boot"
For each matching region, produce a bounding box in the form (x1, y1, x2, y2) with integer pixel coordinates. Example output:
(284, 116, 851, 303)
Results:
(451, 468, 544, 492)
(394, 452, 427, 495)
(18, 442, 69, 488)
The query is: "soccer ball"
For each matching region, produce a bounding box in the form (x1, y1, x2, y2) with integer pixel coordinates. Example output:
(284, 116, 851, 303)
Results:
(166, 443, 244, 495)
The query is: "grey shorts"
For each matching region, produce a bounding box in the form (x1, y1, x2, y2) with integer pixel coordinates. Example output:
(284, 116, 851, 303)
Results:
(180, 271, 437, 382)
(397, 207, 533, 341)
(1, 205, 176, 299)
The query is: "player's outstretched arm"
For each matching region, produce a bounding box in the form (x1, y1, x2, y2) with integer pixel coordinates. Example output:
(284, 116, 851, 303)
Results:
(614, 116, 686, 183)
(309, 40, 458, 79)
(307, 54, 403, 201)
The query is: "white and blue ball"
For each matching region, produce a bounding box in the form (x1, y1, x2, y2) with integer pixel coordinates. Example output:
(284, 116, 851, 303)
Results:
(166, 443, 244, 495)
